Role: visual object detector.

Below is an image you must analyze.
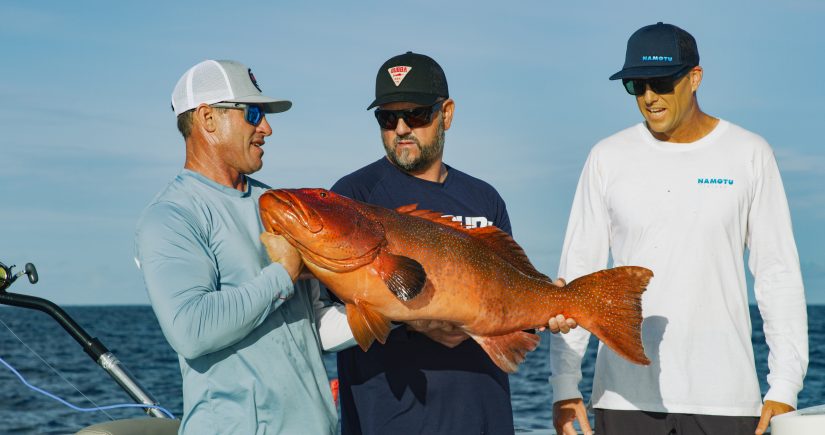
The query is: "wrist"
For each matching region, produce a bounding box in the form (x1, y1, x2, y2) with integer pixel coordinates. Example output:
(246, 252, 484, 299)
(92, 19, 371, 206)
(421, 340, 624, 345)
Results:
(262, 263, 295, 302)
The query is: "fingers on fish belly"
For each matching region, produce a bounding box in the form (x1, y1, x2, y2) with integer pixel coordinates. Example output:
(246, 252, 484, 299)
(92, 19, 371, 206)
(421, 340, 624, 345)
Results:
(471, 331, 541, 373)
(375, 251, 427, 301)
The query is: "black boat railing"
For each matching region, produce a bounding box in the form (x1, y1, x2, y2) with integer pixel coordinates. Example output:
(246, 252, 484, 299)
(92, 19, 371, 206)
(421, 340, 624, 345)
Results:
(0, 260, 172, 419)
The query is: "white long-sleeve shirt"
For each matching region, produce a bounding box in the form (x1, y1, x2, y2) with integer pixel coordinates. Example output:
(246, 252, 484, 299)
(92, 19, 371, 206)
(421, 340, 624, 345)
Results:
(549, 120, 807, 416)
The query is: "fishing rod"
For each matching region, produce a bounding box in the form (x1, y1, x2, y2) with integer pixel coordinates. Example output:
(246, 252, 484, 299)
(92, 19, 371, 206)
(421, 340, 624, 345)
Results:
(0, 260, 171, 419)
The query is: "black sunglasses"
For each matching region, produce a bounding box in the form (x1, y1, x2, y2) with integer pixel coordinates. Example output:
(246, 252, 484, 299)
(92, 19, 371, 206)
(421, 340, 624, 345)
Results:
(622, 68, 692, 96)
(374, 102, 443, 130)
(210, 102, 265, 126)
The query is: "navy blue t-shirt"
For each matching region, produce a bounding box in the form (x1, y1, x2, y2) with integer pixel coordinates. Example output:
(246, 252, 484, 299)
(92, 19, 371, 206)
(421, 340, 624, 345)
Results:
(331, 157, 515, 435)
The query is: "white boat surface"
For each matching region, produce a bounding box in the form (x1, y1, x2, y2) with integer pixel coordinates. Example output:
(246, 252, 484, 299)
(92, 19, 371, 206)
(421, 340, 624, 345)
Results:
(769, 404, 825, 435)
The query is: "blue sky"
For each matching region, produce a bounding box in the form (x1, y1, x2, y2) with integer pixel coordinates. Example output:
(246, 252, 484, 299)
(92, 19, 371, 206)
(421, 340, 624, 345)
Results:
(1, 1, 823, 305)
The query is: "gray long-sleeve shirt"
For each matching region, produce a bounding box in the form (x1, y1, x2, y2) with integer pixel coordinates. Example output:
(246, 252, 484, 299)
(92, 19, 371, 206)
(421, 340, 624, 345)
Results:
(135, 170, 339, 434)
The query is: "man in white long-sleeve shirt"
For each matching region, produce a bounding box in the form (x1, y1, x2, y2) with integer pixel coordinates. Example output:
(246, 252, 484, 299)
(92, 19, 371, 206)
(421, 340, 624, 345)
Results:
(549, 23, 807, 435)
(135, 59, 354, 434)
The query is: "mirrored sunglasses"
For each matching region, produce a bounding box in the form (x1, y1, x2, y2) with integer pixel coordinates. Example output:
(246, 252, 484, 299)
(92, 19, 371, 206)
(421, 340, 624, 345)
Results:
(374, 102, 443, 130)
(210, 102, 265, 126)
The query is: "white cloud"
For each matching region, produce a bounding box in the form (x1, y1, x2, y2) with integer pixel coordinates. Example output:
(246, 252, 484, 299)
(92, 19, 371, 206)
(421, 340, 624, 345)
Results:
(775, 148, 825, 175)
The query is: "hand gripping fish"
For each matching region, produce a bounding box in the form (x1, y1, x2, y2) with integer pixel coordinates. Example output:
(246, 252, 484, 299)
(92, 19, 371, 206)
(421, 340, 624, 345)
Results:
(259, 188, 652, 372)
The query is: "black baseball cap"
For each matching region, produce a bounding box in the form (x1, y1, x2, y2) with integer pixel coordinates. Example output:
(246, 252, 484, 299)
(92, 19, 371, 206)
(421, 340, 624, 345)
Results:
(609, 22, 699, 80)
(367, 51, 449, 110)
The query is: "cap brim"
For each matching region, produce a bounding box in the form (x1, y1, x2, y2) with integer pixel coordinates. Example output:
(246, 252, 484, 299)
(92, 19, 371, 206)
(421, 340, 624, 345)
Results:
(609, 65, 687, 80)
(225, 95, 292, 113)
(367, 92, 441, 110)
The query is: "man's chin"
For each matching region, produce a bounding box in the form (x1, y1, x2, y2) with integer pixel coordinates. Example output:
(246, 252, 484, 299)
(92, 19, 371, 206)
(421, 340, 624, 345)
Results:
(396, 156, 418, 168)
(245, 162, 264, 174)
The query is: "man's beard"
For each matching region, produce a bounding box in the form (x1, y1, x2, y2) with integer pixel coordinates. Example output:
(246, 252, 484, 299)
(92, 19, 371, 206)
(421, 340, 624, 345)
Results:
(383, 118, 445, 173)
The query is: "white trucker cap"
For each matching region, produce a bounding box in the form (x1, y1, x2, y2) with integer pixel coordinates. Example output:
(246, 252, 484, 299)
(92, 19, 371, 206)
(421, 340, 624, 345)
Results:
(171, 59, 292, 116)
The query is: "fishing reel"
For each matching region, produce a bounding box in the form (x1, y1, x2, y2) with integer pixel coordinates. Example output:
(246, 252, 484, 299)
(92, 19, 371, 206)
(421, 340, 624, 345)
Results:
(0, 261, 38, 292)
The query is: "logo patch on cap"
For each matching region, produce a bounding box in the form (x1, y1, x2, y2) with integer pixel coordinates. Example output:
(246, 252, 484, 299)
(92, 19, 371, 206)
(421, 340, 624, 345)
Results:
(641, 55, 673, 62)
(388, 66, 412, 86)
(248, 68, 262, 92)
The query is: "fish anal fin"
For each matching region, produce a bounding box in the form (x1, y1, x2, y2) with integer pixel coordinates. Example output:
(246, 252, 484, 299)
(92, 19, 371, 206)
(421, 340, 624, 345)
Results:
(375, 251, 427, 301)
(472, 331, 540, 373)
(345, 301, 391, 351)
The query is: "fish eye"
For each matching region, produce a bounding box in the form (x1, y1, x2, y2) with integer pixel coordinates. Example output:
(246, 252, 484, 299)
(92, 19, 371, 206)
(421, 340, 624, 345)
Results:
(319, 192, 327, 198)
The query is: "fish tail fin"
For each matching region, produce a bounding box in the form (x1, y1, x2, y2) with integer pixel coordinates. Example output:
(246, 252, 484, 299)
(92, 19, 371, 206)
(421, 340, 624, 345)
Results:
(563, 266, 653, 365)
(472, 331, 541, 373)
(346, 301, 392, 351)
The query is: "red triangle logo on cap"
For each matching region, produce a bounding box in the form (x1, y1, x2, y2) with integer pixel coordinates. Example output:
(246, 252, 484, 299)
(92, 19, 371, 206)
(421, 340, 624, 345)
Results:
(388, 66, 412, 86)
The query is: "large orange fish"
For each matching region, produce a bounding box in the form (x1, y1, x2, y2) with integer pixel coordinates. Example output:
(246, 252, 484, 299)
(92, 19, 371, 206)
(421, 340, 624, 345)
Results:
(259, 188, 652, 372)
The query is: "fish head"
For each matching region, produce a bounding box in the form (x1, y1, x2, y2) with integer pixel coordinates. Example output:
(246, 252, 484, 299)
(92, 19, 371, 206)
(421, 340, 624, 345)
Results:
(259, 188, 386, 269)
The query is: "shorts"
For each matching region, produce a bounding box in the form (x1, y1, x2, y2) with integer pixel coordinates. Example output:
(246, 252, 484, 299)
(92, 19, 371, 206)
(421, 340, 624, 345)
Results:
(594, 408, 759, 435)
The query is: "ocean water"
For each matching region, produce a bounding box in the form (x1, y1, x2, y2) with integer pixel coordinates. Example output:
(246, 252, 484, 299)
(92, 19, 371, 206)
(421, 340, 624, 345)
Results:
(0, 305, 822, 434)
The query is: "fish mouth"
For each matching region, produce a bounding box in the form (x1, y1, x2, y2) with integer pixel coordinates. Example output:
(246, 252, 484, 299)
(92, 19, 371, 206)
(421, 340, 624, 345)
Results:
(262, 190, 323, 235)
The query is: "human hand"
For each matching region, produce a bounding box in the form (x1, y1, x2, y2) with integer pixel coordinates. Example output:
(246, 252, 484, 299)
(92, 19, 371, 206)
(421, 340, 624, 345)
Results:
(544, 314, 578, 334)
(755, 400, 794, 434)
(553, 398, 593, 435)
(540, 278, 578, 334)
(260, 232, 303, 282)
(406, 319, 469, 348)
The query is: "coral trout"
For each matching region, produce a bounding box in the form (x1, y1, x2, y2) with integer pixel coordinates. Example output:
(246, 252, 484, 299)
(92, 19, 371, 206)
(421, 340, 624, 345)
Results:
(259, 188, 652, 372)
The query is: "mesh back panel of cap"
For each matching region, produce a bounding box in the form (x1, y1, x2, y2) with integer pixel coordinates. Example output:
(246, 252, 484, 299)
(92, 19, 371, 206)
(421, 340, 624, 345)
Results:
(192, 61, 233, 104)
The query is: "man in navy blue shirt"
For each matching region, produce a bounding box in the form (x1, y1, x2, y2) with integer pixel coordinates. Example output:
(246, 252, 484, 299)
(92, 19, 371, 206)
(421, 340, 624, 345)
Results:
(332, 51, 574, 435)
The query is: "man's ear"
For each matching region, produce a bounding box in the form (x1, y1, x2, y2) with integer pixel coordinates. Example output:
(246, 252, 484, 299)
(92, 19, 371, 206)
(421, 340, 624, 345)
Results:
(441, 98, 455, 131)
(193, 104, 219, 133)
(689, 66, 703, 93)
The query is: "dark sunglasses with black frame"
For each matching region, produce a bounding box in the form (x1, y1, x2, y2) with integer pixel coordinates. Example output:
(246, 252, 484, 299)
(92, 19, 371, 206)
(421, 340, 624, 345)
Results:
(210, 102, 265, 126)
(374, 101, 444, 130)
(622, 67, 693, 96)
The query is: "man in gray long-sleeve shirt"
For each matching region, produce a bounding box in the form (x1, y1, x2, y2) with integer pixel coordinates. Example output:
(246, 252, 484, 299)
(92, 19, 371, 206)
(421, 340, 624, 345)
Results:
(135, 59, 352, 434)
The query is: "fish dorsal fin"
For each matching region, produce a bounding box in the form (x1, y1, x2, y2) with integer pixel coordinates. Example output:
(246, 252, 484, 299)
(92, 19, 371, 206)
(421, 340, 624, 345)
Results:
(395, 203, 419, 214)
(466, 226, 550, 280)
(397, 206, 469, 232)
(397, 205, 550, 280)
(395, 204, 550, 279)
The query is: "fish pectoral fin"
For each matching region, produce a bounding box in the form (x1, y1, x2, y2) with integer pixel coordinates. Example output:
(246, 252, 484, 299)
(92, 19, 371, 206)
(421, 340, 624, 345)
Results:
(471, 331, 540, 373)
(346, 301, 392, 351)
(375, 252, 427, 301)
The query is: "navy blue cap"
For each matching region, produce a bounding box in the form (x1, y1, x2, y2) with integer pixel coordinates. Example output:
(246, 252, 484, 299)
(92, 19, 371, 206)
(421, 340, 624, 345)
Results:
(367, 52, 449, 109)
(609, 22, 699, 80)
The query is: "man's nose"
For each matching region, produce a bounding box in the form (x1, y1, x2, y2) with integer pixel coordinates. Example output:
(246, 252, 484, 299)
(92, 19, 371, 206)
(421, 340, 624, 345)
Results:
(259, 116, 273, 136)
(642, 85, 660, 104)
(394, 118, 412, 136)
